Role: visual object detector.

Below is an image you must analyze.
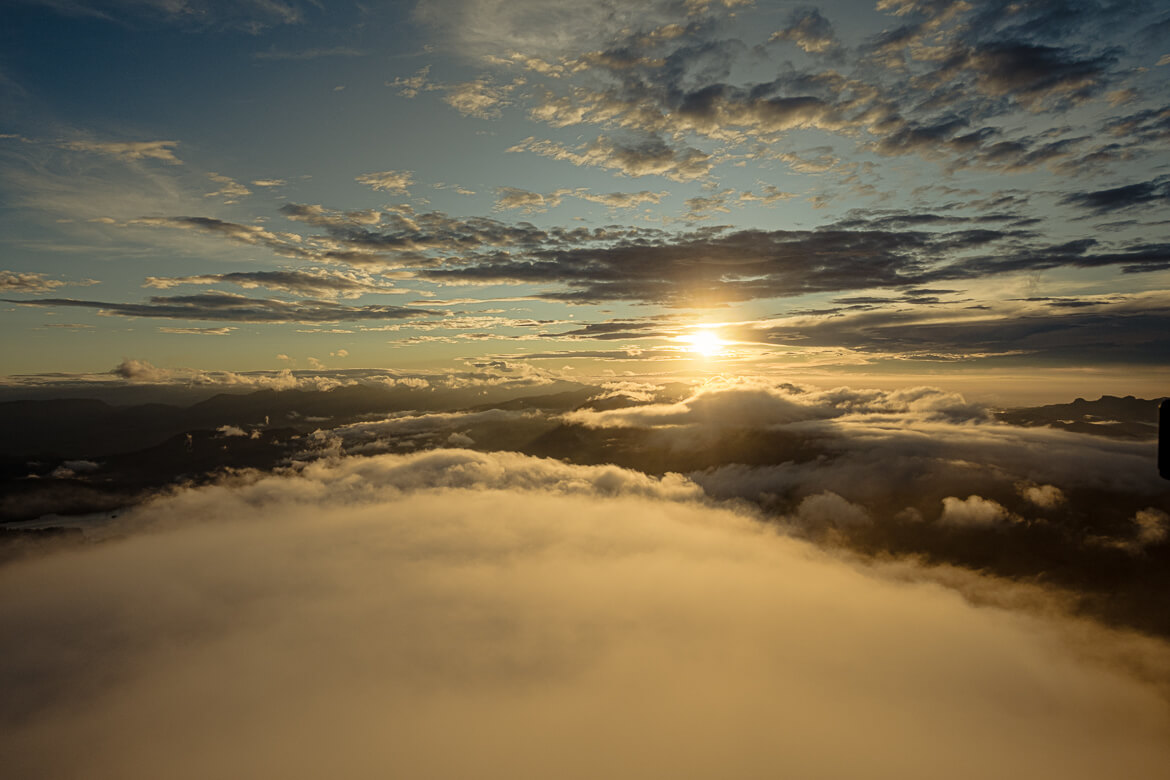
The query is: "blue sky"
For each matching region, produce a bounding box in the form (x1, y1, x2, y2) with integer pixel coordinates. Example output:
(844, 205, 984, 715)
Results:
(2, 0, 1169, 400)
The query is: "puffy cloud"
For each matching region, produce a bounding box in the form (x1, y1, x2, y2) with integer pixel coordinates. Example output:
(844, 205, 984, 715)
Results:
(795, 490, 870, 528)
(355, 170, 414, 193)
(0, 271, 70, 293)
(563, 380, 986, 430)
(443, 78, 511, 118)
(1019, 483, 1066, 509)
(939, 495, 1014, 527)
(1133, 508, 1169, 546)
(2, 450, 1169, 778)
(564, 381, 825, 429)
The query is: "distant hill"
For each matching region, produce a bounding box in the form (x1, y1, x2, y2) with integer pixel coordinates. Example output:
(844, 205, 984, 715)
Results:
(0, 380, 587, 458)
(997, 395, 1164, 439)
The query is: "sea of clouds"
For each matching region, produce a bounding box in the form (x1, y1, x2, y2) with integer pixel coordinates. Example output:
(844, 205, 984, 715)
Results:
(3, 448, 1169, 778)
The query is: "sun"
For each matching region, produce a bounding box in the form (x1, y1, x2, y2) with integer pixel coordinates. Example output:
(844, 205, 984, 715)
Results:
(680, 329, 726, 358)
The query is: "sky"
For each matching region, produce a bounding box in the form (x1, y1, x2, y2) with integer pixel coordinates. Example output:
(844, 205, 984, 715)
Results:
(3, 3, 1170, 774)
(1, 0, 1169, 402)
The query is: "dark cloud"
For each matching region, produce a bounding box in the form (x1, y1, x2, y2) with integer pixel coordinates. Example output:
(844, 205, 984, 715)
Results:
(3, 293, 439, 323)
(420, 220, 1169, 306)
(1060, 176, 1170, 213)
(737, 295, 1170, 364)
(1104, 105, 1170, 144)
(962, 42, 1116, 108)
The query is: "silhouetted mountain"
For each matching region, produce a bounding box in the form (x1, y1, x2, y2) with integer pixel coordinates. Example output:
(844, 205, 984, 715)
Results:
(997, 395, 1164, 438)
(0, 380, 588, 458)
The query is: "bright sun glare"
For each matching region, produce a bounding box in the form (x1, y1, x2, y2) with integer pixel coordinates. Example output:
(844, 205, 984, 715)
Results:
(681, 330, 726, 358)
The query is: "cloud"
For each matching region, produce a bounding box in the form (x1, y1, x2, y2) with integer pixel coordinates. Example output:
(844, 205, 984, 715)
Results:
(443, 78, 511, 118)
(355, 170, 414, 193)
(5, 291, 439, 323)
(1060, 176, 1170, 214)
(2, 449, 1169, 778)
(144, 269, 403, 299)
(576, 189, 667, 208)
(388, 65, 432, 97)
(0, 271, 70, 293)
(100, 358, 352, 390)
(419, 221, 999, 305)
(157, 326, 236, 335)
(124, 204, 1170, 309)
(129, 216, 314, 261)
(510, 135, 713, 181)
(493, 186, 572, 213)
(203, 172, 251, 201)
(739, 292, 1170, 365)
(413, 0, 737, 60)
(962, 42, 1116, 109)
(564, 381, 987, 431)
(738, 185, 795, 204)
(770, 7, 839, 53)
(1134, 508, 1169, 546)
(939, 494, 1015, 527)
(795, 490, 870, 528)
(494, 187, 667, 212)
(59, 139, 181, 163)
(1019, 482, 1066, 509)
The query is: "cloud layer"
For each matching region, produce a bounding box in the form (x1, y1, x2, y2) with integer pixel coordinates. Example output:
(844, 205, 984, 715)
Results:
(2, 449, 1169, 779)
